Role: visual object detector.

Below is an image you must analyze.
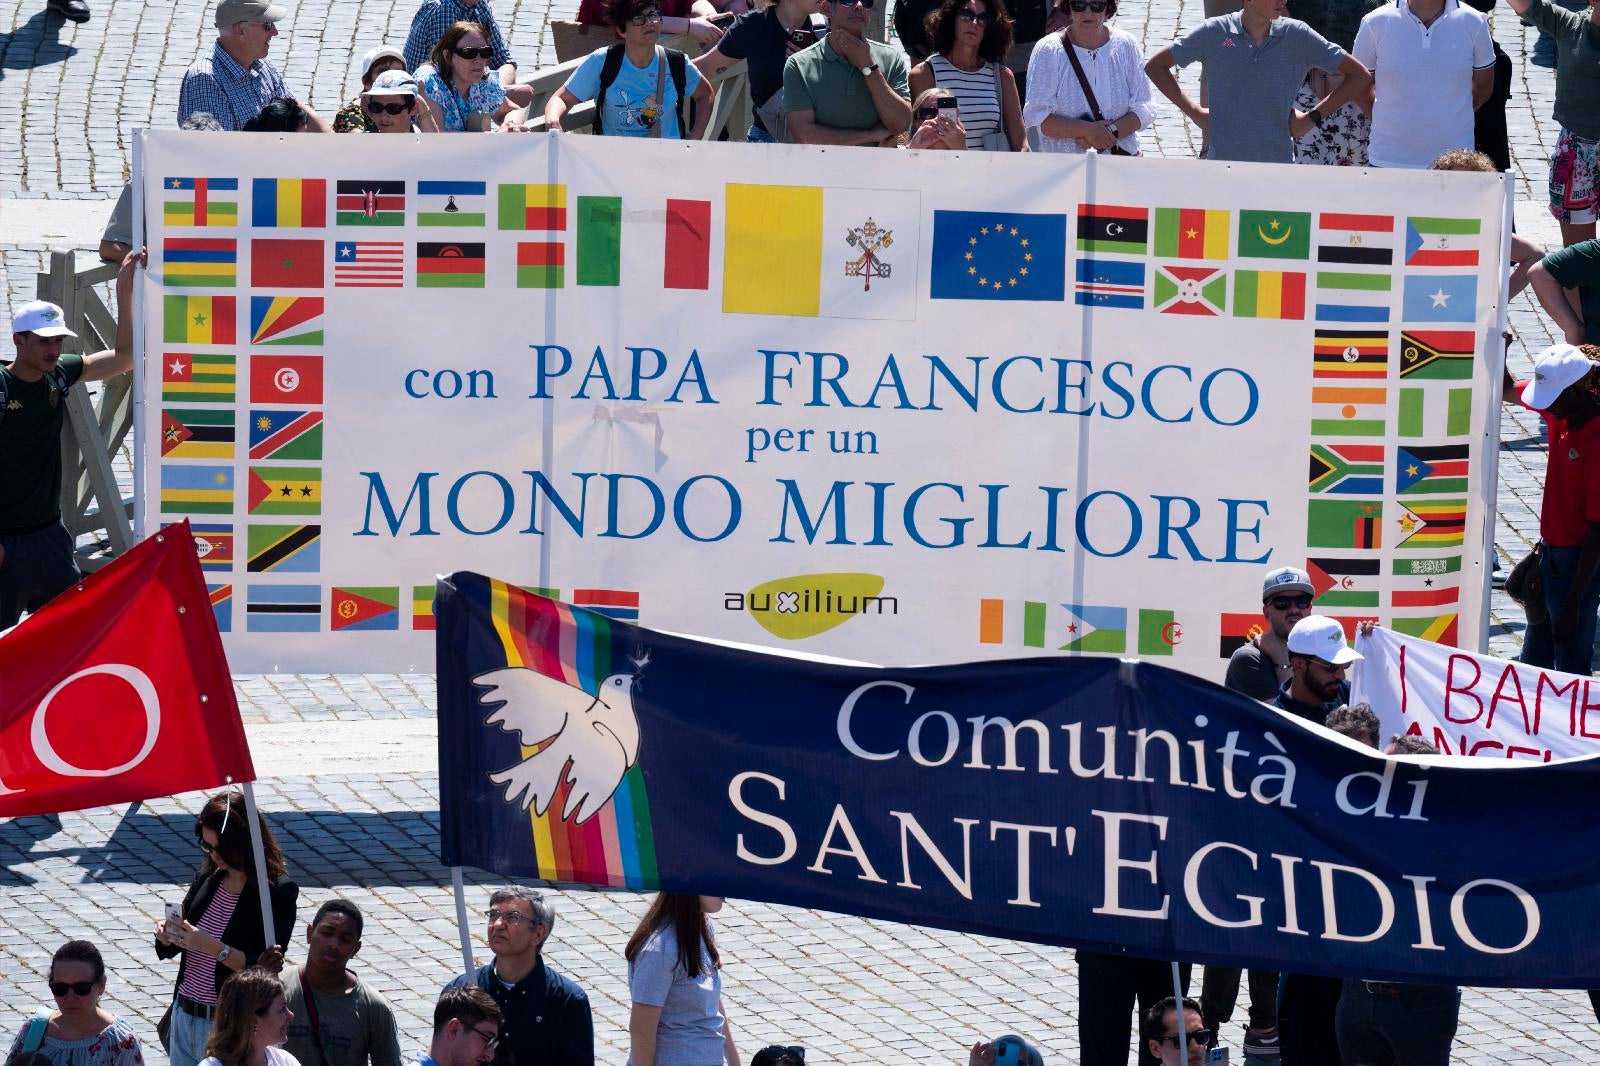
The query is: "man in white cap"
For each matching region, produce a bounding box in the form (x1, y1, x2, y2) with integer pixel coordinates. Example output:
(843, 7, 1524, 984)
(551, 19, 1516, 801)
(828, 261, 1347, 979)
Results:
(1275, 615, 1360, 724)
(1510, 342, 1600, 673)
(2, 252, 140, 630)
(1225, 566, 1316, 703)
(178, 0, 328, 131)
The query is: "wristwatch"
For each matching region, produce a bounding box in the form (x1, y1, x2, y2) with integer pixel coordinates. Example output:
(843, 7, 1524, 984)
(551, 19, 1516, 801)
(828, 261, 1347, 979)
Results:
(215, 943, 232, 964)
(860, 62, 879, 76)
(1309, 106, 1326, 126)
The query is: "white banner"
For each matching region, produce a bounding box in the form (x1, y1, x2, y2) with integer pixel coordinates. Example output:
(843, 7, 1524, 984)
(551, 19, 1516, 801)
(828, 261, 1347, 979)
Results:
(136, 132, 1508, 673)
(1352, 625, 1600, 762)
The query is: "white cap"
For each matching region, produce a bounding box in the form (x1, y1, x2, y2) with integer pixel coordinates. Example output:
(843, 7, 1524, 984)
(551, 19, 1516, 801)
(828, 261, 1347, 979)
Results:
(1523, 343, 1594, 411)
(361, 45, 405, 80)
(11, 301, 77, 338)
(1286, 615, 1362, 666)
(366, 69, 419, 97)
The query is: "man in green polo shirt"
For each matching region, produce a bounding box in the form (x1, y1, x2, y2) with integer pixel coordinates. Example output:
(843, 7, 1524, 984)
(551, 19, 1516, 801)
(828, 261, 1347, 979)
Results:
(1, 251, 139, 629)
(782, 0, 910, 145)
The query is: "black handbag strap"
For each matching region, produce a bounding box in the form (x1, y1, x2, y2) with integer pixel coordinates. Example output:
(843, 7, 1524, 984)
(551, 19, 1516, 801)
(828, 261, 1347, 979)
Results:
(1062, 33, 1106, 123)
(299, 967, 332, 1066)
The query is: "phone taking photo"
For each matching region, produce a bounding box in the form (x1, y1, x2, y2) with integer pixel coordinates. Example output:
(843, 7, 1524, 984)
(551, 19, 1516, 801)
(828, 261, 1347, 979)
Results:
(936, 95, 960, 124)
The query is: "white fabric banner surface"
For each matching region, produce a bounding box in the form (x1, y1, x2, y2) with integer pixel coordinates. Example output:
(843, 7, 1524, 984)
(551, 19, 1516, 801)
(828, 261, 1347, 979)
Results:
(136, 132, 1508, 673)
(1352, 626, 1599, 762)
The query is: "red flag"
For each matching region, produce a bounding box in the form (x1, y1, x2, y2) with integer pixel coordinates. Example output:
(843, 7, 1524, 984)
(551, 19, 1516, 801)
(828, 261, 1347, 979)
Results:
(0, 523, 254, 818)
(251, 238, 325, 289)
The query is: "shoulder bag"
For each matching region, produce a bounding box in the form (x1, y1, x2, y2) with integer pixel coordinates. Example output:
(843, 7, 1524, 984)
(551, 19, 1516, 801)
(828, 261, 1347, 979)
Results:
(1061, 33, 1132, 156)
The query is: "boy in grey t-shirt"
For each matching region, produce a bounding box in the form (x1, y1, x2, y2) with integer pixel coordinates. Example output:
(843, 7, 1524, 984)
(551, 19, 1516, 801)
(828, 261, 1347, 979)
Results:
(1145, 0, 1370, 163)
(284, 900, 402, 1066)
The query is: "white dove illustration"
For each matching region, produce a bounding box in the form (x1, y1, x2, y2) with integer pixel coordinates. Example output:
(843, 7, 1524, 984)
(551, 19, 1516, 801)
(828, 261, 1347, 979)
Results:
(474, 654, 645, 825)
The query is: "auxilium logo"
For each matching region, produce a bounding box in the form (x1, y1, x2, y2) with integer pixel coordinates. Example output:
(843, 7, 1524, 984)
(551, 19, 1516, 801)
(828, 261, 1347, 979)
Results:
(725, 573, 899, 640)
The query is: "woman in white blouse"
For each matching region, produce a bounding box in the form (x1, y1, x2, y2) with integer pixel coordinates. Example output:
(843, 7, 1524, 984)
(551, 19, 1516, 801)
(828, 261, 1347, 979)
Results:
(1022, 0, 1153, 155)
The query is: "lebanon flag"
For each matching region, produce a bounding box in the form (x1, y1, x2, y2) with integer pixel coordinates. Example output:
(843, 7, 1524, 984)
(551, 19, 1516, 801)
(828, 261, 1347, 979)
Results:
(0, 523, 254, 818)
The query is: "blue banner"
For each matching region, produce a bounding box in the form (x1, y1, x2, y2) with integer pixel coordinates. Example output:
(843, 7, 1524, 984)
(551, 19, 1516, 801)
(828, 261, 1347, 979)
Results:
(437, 574, 1600, 988)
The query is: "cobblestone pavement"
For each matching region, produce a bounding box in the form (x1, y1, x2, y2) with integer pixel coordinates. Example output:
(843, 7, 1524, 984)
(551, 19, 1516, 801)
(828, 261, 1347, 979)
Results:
(2, 0, 1598, 1060)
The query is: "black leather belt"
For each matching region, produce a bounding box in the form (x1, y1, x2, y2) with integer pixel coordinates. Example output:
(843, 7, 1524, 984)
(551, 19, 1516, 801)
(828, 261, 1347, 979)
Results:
(175, 993, 216, 1018)
(1362, 981, 1404, 998)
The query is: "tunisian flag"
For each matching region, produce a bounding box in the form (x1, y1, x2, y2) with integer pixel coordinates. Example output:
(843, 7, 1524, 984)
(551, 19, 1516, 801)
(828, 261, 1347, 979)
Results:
(0, 522, 254, 817)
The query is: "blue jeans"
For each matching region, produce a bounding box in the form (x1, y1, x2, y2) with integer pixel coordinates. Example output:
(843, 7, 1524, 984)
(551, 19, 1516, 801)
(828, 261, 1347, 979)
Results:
(746, 124, 774, 143)
(1334, 981, 1458, 1066)
(1519, 543, 1600, 674)
(168, 998, 214, 1066)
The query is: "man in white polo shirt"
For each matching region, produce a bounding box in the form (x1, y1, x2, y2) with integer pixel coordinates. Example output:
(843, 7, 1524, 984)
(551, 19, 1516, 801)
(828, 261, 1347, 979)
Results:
(1353, 0, 1495, 169)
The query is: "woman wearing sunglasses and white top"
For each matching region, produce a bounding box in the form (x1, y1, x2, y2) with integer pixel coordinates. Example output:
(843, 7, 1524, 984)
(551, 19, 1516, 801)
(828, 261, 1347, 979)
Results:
(6, 941, 145, 1066)
(1022, 0, 1152, 154)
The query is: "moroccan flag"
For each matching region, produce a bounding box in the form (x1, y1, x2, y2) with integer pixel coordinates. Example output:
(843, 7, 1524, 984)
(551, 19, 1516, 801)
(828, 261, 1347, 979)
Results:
(248, 409, 324, 460)
(1316, 212, 1394, 266)
(417, 180, 488, 227)
(252, 177, 327, 227)
(163, 296, 236, 345)
(163, 237, 237, 287)
(1399, 331, 1474, 379)
(1136, 609, 1181, 656)
(1307, 499, 1382, 549)
(1152, 207, 1228, 259)
(1233, 270, 1305, 319)
(1306, 556, 1380, 607)
(1396, 444, 1470, 495)
(1313, 329, 1388, 379)
(246, 523, 321, 573)
(577, 196, 622, 287)
(250, 296, 324, 345)
(335, 180, 405, 226)
(1238, 210, 1311, 259)
(1405, 216, 1480, 267)
(331, 586, 400, 631)
(1218, 612, 1265, 658)
(163, 177, 240, 227)
(0, 523, 254, 819)
(725, 184, 823, 315)
(1398, 386, 1472, 438)
(1310, 384, 1386, 436)
(1153, 264, 1225, 315)
(1397, 500, 1467, 548)
(162, 353, 236, 403)
(247, 466, 323, 515)
(1309, 442, 1384, 494)
(160, 408, 235, 459)
(499, 183, 567, 230)
(250, 354, 323, 405)
(1076, 204, 1149, 254)
(412, 585, 436, 630)
(664, 198, 711, 290)
(417, 242, 486, 288)
(251, 239, 324, 288)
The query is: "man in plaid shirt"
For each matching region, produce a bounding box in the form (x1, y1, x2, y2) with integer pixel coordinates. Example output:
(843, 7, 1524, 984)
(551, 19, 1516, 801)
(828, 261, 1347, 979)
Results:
(178, 0, 328, 130)
(404, 0, 519, 87)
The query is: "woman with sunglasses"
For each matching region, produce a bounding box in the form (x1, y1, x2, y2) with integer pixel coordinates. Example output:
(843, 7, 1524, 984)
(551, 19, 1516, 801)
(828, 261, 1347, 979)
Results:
(198, 969, 298, 1066)
(361, 70, 441, 132)
(907, 0, 1025, 150)
(416, 21, 518, 131)
(1021, 0, 1151, 154)
(904, 87, 967, 149)
(625, 893, 738, 1066)
(5, 942, 144, 1066)
(155, 792, 298, 1066)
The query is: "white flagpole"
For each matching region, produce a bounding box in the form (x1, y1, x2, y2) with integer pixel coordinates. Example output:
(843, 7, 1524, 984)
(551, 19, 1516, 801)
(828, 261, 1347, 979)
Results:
(240, 783, 277, 950)
(451, 866, 475, 977)
(1171, 961, 1188, 1057)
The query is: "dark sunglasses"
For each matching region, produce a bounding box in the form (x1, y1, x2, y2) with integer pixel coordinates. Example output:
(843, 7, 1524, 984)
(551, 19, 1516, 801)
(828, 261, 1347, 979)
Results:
(834, 0, 877, 10)
(198, 837, 219, 855)
(916, 107, 939, 122)
(957, 7, 993, 21)
(1267, 594, 1312, 610)
(1307, 656, 1348, 672)
(453, 46, 494, 59)
(50, 981, 96, 997)
(1165, 1029, 1215, 1048)
(1063, 0, 1108, 10)
(367, 98, 414, 114)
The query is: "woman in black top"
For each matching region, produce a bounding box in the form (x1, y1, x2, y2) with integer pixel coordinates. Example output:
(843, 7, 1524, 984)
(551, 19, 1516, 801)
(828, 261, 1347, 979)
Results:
(693, 0, 826, 142)
(154, 791, 298, 1066)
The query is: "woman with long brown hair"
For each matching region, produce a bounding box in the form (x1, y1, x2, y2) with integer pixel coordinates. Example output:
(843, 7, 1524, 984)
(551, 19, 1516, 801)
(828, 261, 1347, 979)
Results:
(624, 893, 738, 1066)
(155, 792, 298, 1066)
(415, 21, 519, 131)
(199, 969, 297, 1066)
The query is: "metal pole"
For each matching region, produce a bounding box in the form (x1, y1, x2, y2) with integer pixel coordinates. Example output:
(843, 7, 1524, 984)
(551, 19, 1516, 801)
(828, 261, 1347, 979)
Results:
(240, 783, 277, 950)
(1480, 171, 1516, 654)
(131, 129, 147, 540)
(451, 866, 475, 977)
(1171, 961, 1188, 1058)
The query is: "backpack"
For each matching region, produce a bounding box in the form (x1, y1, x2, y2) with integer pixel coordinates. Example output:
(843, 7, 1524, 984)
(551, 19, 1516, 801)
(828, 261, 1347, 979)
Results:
(0, 364, 74, 428)
(595, 43, 690, 138)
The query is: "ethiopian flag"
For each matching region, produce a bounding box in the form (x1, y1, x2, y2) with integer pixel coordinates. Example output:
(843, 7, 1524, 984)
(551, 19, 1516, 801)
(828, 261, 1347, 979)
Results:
(163, 295, 236, 345)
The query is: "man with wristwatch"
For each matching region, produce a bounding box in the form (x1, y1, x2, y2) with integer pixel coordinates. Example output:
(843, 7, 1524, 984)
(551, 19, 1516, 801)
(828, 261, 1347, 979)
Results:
(782, 0, 911, 145)
(1144, 0, 1370, 163)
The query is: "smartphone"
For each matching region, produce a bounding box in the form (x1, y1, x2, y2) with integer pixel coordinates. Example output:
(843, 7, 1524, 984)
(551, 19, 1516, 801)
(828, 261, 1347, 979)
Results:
(1207, 1047, 1230, 1066)
(936, 95, 960, 123)
(165, 902, 182, 926)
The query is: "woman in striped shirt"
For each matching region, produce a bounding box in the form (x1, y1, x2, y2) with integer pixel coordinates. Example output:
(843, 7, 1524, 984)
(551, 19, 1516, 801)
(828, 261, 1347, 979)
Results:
(907, 0, 1027, 150)
(155, 793, 298, 1066)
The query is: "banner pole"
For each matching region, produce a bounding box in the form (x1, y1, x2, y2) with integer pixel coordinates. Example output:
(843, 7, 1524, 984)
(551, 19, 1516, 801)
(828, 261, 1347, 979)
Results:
(239, 782, 277, 950)
(451, 866, 475, 977)
(131, 129, 146, 541)
(1481, 171, 1516, 654)
(1170, 961, 1187, 1054)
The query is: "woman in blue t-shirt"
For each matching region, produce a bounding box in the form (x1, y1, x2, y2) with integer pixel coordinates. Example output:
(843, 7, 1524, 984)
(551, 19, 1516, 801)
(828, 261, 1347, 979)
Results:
(415, 21, 518, 131)
(624, 893, 738, 1066)
(544, 0, 713, 138)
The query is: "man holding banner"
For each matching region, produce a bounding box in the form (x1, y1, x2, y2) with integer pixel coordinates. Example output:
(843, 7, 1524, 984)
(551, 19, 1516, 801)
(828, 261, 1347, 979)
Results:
(1274, 616, 1359, 723)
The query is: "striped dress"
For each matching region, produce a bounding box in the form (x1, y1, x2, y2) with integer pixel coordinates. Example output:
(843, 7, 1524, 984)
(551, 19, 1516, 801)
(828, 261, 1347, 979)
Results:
(928, 54, 1004, 149)
(176, 884, 240, 1005)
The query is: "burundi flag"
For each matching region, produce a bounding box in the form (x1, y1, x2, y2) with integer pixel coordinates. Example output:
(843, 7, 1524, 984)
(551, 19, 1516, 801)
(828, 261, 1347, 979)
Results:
(252, 177, 327, 227)
(246, 523, 322, 573)
(1137, 609, 1181, 656)
(247, 466, 323, 515)
(162, 352, 235, 403)
(1153, 264, 1225, 315)
(1397, 500, 1467, 548)
(159, 464, 234, 514)
(331, 586, 401, 631)
(1309, 442, 1384, 494)
(335, 180, 405, 226)
(209, 583, 233, 632)
(417, 180, 488, 226)
(1152, 207, 1227, 260)
(412, 585, 436, 630)
(1316, 212, 1395, 266)
(162, 237, 237, 287)
(1060, 604, 1127, 653)
(246, 584, 322, 632)
(1237, 210, 1311, 259)
(160, 408, 235, 459)
(163, 295, 236, 345)
(1399, 331, 1474, 379)
(1397, 386, 1472, 438)
(163, 177, 240, 227)
(1405, 217, 1480, 267)
(1307, 499, 1382, 549)
(1311, 384, 1386, 436)
(248, 408, 324, 460)
(929, 210, 1068, 303)
(1396, 444, 1470, 495)
(1076, 204, 1149, 254)
(1307, 556, 1380, 607)
(1234, 270, 1305, 319)
(250, 296, 325, 345)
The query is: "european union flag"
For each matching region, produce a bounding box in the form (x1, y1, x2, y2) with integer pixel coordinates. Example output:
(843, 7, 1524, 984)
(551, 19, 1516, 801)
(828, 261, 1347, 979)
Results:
(930, 210, 1066, 301)
(1401, 275, 1476, 323)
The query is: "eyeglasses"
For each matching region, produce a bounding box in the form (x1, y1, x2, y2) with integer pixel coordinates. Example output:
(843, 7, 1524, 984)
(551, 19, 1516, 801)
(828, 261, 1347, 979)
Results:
(469, 1026, 500, 1052)
(367, 99, 414, 114)
(915, 107, 940, 122)
(198, 837, 219, 855)
(1267, 595, 1312, 610)
(1164, 1029, 1215, 1048)
(50, 981, 96, 998)
(1307, 657, 1348, 673)
(957, 7, 993, 22)
(834, 0, 876, 10)
(484, 909, 533, 926)
(628, 9, 663, 23)
(1063, 0, 1108, 10)
(453, 46, 495, 59)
